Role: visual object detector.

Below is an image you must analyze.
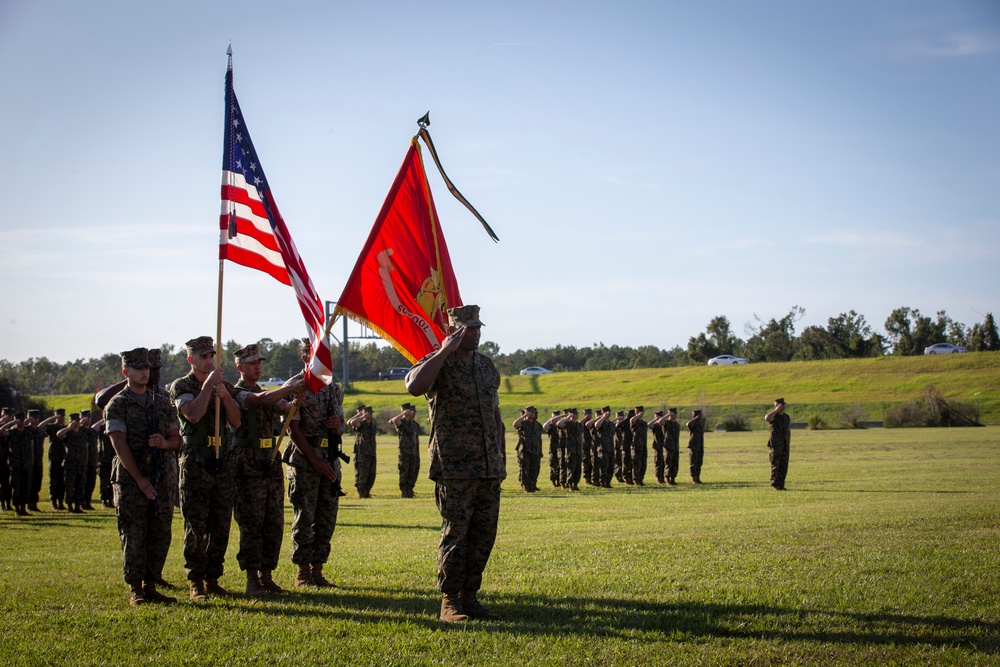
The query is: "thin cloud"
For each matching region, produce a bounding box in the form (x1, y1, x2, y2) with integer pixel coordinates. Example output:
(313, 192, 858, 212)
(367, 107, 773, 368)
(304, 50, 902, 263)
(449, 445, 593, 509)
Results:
(896, 30, 1000, 58)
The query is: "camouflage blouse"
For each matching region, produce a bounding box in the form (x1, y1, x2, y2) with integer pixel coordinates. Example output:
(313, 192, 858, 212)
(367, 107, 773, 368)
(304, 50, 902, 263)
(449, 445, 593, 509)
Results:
(413, 350, 505, 481)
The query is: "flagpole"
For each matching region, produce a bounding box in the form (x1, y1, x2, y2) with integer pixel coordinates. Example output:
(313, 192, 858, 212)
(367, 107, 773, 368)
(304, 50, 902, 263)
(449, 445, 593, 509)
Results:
(411, 136, 450, 328)
(213, 44, 234, 459)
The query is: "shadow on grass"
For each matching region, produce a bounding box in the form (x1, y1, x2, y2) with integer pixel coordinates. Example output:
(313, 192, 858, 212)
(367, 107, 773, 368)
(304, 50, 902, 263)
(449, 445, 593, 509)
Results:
(239, 588, 1000, 654)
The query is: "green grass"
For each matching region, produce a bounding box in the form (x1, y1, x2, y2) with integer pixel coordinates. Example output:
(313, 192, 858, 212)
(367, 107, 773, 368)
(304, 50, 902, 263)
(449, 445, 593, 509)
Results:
(2, 428, 999, 665)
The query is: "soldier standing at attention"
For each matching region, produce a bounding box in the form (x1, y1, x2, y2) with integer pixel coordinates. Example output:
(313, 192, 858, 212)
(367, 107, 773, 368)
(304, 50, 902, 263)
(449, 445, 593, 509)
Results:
(764, 398, 791, 491)
(58, 412, 90, 513)
(230, 344, 305, 596)
(687, 409, 705, 485)
(285, 338, 345, 589)
(348, 405, 377, 498)
(580, 408, 595, 486)
(406, 305, 505, 623)
(169, 336, 242, 601)
(26, 409, 54, 513)
(389, 403, 421, 498)
(561, 408, 583, 491)
(512, 406, 542, 493)
(2, 413, 34, 515)
(542, 409, 563, 488)
(46, 408, 66, 509)
(81, 409, 99, 510)
(630, 406, 648, 486)
(0, 408, 12, 511)
(105, 348, 180, 606)
(649, 410, 666, 484)
(663, 408, 681, 485)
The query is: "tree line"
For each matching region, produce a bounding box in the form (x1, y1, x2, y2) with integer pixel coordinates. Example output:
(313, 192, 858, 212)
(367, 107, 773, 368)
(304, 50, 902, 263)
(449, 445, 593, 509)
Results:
(1, 307, 997, 396)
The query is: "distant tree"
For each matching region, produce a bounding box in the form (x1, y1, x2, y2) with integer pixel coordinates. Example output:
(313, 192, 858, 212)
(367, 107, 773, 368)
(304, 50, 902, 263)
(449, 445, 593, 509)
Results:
(884, 307, 956, 355)
(967, 313, 1000, 352)
(744, 306, 804, 362)
(798, 311, 884, 360)
(688, 316, 744, 363)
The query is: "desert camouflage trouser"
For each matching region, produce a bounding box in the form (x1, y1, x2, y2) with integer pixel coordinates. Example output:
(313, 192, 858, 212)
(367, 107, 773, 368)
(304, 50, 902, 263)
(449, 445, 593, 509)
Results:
(114, 480, 173, 586)
(234, 462, 285, 572)
(631, 442, 647, 484)
(354, 453, 376, 496)
(769, 445, 789, 488)
(688, 444, 704, 481)
(179, 455, 236, 581)
(435, 478, 501, 595)
(518, 451, 540, 491)
(398, 445, 420, 494)
(287, 463, 339, 565)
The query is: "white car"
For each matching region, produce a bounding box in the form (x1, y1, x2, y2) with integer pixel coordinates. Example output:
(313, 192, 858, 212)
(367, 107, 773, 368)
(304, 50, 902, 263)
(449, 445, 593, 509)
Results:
(707, 355, 748, 366)
(519, 366, 554, 376)
(260, 377, 285, 388)
(924, 343, 966, 355)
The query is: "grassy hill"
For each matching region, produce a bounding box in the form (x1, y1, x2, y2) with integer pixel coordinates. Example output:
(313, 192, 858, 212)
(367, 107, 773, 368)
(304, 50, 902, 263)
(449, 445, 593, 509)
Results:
(37, 352, 1000, 426)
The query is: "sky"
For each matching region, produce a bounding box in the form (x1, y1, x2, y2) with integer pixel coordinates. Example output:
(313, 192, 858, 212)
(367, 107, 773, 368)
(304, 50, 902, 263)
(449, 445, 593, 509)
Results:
(1, 0, 998, 364)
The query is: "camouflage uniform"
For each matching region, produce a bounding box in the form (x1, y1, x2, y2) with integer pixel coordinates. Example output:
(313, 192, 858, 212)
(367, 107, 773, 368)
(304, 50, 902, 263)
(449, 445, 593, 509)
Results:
(412, 348, 505, 596)
(650, 417, 665, 484)
(62, 427, 89, 508)
(598, 419, 615, 487)
(630, 414, 648, 485)
(170, 371, 239, 582)
(664, 418, 681, 484)
(0, 430, 10, 509)
(767, 410, 791, 489)
(28, 422, 45, 507)
(515, 419, 542, 492)
(581, 415, 594, 485)
(96, 422, 116, 506)
(283, 372, 343, 567)
(544, 417, 561, 487)
(352, 418, 378, 497)
(46, 419, 65, 507)
(84, 421, 99, 508)
(615, 415, 634, 484)
(231, 380, 286, 575)
(6, 426, 34, 511)
(560, 419, 583, 489)
(687, 414, 705, 483)
(106, 387, 178, 587)
(395, 417, 421, 498)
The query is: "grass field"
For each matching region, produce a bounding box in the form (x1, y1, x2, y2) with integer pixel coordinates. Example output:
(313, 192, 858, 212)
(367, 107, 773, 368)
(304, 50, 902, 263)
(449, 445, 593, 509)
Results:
(2, 427, 999, 666)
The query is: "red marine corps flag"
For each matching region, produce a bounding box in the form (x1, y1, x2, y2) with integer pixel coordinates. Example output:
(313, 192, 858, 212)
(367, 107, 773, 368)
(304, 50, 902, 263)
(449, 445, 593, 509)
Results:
(218, 47, 333, 390)
(335, 113, 498, 363)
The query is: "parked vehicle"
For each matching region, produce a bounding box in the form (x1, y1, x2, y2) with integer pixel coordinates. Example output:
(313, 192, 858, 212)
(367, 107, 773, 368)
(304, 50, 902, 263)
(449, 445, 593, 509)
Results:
(260, 377, 285, 388)
(707, 355, 748, 366)
(519, 366, 554, 376)
(379, 367, 411, 381)
(923, 343, 966, 355)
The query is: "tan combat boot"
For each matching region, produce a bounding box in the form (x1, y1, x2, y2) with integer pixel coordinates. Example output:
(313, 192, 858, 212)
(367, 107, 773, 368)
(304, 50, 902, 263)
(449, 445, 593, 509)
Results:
(205, 578, 233, 597)
(460, 591, 502, 620)
(189, 580, 208, 602)
(245, 570, 267, 597)
(129, 584, 146, 606)
(440, 594, 469, 623)
(142, 582, 177, 604)
(311, 562, 336, 588)
(294, 564, 315, 588)
(258, 569, 285, 594)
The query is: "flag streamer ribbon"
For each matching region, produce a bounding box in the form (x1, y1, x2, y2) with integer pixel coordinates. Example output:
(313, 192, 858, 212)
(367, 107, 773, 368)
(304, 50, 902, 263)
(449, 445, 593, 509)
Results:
(416, 127, 499, 243)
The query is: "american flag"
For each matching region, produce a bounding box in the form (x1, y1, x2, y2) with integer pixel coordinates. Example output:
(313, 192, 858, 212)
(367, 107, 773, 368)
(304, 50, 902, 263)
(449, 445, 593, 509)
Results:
(219, 65, 333, 391)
